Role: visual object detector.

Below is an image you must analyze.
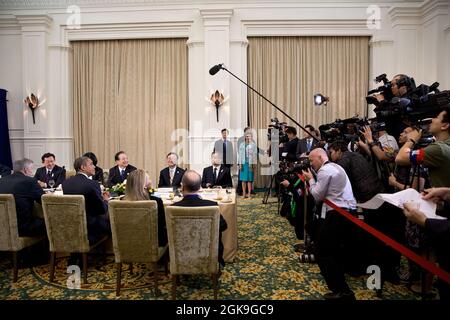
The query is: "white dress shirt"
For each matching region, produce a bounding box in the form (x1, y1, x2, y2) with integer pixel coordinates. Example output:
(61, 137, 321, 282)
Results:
(378, 133, 399, 151)
(308, 162, 356, 213)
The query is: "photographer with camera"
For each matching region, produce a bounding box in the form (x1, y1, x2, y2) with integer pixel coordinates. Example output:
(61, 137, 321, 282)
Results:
(396, 105, 450, 188)
(358, 125, 399, 163)
(301, 148, 357, 300)
(328, 140, 385, 275)
(279, 159, 315, 248)
(282, 126, 300, 162)
(368, 74, 416, 138)
(357, 122, 408, 284)
(328, 140, 384, 203)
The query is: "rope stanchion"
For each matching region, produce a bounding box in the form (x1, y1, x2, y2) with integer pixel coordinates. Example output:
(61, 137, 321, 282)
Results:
(323, 198, 450, 285)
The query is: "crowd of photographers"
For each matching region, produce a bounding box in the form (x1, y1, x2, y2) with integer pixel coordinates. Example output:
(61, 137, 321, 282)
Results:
(276, 74, 450, 300)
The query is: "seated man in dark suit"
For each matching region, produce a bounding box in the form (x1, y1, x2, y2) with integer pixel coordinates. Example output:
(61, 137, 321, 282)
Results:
(172, 170, 228, 266)
(0, 158, 46, 236)
(34, 153, 66, 188)
(107, 151, 137, 188)
(62, 156, 110, 245)
(201, 152, 233, 189)
(0, 163, 12, 177)
(158, 152, 185, 188)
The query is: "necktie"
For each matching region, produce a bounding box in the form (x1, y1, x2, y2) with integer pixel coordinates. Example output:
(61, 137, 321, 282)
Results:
(120, 169, 125, 180)
(213, 167, 217, 184)
(223, 141, 227, 165)
(307, 139, 312, 152)
(169, 169, 174, 185)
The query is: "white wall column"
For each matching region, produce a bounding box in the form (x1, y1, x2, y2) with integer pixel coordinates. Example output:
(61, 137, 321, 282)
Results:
(389, 6, 423, 80)
(16, 14, 54, 167)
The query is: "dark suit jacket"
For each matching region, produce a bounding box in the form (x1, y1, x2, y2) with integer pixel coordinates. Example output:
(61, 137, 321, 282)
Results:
(107, 165, 137, 188)
(297, 137, 319, 156)
(62, 174, 110, 242)
(213, 139, 234, 166)
(158, 166, 185, 188)
(201, 165, 232, 188)
(172, 194, 228, 266)
(34, 165, 66, 188)
(283, 137, 300, 161)
(0, 164, 12, 177)
(150, 195, 168, 247)
(0, 172, 45, 236)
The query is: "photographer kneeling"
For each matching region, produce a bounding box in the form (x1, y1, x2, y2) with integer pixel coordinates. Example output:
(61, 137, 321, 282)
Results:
(302, 148, 357, 300)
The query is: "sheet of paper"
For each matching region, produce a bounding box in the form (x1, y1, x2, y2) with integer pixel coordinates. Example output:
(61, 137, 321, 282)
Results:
(357, 188, 445, 220)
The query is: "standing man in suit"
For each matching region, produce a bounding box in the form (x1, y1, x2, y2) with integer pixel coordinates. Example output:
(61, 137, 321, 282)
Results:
(62, 156, 110, 244)
(107, 151, 137, 188)
(214, 128, 234, 169)
(297, 125, 319, 156)
(201, 152, 233, 189)
(283, 126, 300, 161)
(34, 153, 66, 188)
(172, 170, 228, 266)
(158, 152, 185, 188)
(0, 158, 46, 237)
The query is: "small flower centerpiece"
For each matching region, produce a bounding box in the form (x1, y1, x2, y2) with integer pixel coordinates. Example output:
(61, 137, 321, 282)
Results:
(107, 181, 126, 196)
(147, 187, 157, 196)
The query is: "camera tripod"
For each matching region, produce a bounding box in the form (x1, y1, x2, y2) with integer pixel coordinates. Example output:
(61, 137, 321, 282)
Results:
(262, 173, 282, 212)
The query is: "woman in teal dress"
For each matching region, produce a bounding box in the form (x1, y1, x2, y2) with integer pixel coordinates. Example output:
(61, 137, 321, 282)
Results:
(238, 133, 257, 199)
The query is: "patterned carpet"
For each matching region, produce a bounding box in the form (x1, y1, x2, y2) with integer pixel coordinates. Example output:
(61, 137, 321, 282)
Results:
(0, 194, 427, 300)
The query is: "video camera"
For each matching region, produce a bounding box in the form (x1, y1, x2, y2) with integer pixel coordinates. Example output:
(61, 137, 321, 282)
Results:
(367, 74, 450, 135)
(318, 116, 386, 143)
(276, 157, 310, 185)
(365, 74, 395, 105)
(413, 118, 436, 149)
(268, 117, 289, 143)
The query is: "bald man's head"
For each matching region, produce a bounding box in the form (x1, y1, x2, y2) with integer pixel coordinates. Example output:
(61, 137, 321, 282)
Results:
(181, 170, 202, 193)
(308, 148, 328, 171)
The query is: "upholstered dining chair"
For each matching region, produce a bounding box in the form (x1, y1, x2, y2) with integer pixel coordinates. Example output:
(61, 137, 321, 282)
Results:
(0, 194, 45, 282)
(108, 200, 168, 296)
(165, 206, 221, 299)
(41, 194, 108, 284)
(65, 170, 76, 179)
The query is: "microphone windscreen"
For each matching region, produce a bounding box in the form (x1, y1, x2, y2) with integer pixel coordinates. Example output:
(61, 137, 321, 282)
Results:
(209, 64, 222, 75)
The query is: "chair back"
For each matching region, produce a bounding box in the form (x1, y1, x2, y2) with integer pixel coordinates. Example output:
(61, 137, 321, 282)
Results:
(41, 194, 90, 253)
(165, 206, 220, 275)
(65, 170, 76, 179)
(0, 194, 19, 251)
(109, 200, 160, 263)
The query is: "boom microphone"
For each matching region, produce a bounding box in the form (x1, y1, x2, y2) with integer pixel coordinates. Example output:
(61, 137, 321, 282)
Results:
(209, 64, 223, 75)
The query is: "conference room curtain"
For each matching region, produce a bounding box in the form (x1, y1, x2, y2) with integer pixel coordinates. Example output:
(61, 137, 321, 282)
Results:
(72, 39, 188, 184)
(247, 36, 369, 188)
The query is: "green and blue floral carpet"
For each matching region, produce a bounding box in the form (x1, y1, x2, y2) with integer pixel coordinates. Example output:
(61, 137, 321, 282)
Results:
(0, 194, 426, 300)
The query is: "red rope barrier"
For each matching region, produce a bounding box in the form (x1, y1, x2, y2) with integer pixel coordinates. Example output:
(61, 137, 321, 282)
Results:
(323, 198, 450, 284)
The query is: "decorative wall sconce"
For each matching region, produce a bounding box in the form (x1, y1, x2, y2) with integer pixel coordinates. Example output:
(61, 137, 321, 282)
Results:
(24, 93, 39, 124)
(210, 90, 224, 122)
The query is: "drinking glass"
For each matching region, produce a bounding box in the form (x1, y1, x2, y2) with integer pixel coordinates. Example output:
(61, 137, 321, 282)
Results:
(48, 179, 55, 189)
